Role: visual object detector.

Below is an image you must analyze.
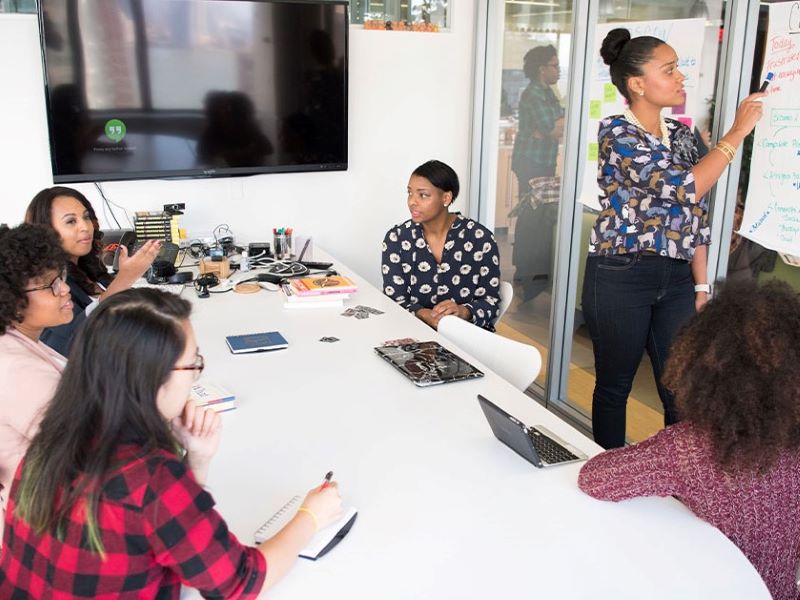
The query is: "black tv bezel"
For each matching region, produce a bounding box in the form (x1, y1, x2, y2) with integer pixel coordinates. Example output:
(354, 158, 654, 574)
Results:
(37, 0, 349, 184)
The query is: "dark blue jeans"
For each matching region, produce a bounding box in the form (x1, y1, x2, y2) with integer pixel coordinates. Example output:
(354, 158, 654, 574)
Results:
(581, 253, 695, 449)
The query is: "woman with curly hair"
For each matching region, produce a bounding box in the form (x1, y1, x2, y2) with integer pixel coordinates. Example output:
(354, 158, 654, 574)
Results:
(579, 280, 800, 600)
(583, 28, 767, 448)
(25, 186, 161, 355)
(0, 223, 73, 541)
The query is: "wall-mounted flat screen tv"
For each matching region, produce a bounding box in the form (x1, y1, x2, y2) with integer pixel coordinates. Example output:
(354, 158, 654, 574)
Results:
(38, 0, 348, 183)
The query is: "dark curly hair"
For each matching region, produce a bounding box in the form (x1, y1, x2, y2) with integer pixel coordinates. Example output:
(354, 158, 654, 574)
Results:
(0, 224, 69, 334)
(522, 45, 557, 81)
(600, 28, 664, 103)
(663, 280, 800, 473)
(25, 186, 110, 296)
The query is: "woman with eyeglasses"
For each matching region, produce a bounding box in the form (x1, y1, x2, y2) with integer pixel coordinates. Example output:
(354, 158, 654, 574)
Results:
(0, 224, 72, 542)
(25, 186, 161, 356)
(0, 288, 343, 598)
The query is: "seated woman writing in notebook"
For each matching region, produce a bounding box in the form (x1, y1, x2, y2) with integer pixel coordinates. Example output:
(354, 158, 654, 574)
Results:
(381, 160, 502, 331)
(0, 224, 72, 543)
(0, 288, 343, 598)
(579, 280, 800, 600)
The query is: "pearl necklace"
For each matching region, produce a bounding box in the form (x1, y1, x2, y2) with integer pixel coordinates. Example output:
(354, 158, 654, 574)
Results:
(623, 108, 670, 150)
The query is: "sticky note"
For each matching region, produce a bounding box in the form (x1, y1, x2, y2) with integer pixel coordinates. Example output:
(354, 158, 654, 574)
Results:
(589, 100, 602, 119)
(588, 142, 599, 162)
(604, 83, 617, 103)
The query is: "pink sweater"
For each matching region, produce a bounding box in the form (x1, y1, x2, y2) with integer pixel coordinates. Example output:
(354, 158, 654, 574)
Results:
(0, 329, 65, 541)
(579, 422, 800, 600)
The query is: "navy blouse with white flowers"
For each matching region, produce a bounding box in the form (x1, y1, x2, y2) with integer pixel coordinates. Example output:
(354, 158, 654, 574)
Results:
(381, 214, 502, 331)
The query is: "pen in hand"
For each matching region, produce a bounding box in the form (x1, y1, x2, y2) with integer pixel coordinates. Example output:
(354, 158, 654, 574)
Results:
(320, 471, 334, 491)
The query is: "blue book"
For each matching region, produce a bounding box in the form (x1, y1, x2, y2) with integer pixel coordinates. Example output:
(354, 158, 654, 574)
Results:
(225, 331, 289, 354)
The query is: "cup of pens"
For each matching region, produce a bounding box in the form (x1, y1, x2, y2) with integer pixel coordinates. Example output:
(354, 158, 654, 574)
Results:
(273, 227, 293, 260)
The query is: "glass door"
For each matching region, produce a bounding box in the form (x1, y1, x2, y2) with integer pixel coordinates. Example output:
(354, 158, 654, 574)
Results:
(479, 0, 753, 446)
(490, 0, 574, 395)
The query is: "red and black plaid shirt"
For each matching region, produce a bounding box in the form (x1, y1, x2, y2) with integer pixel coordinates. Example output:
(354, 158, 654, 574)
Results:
(0, 444, 266, 598)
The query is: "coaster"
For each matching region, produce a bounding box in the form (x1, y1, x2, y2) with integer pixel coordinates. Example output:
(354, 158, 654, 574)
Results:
(233, 283, 261, 294)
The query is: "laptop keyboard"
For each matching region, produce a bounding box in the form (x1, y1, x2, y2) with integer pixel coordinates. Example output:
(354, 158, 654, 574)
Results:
(528, 427, 579, 464)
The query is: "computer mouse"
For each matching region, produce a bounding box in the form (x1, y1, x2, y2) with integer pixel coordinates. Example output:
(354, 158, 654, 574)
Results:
(259, 281, 280, 292)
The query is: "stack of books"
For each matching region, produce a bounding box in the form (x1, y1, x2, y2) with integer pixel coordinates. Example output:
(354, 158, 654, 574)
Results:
(190, 382, 236, 413)
(282, 275, 357, 309)
(134, 211, 180, 242)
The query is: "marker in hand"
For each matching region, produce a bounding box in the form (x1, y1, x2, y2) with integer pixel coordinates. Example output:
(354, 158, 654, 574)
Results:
(758, 72, 774, 93)
(320, 471, 334, 491)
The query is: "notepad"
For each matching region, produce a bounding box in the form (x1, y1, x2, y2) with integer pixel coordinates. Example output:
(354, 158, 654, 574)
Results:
(254, 495, 358, 560)
(225, 331, 288, 354)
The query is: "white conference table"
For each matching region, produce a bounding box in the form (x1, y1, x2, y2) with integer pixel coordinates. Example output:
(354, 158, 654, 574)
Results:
(183, 251, 770, 600)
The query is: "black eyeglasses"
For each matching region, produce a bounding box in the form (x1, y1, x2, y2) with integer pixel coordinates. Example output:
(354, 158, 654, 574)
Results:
(172, 353, 205, 380)
(24, 269, 67, 297)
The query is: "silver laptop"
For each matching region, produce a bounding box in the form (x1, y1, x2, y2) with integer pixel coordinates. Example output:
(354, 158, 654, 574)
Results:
(477, 395, 588, 468)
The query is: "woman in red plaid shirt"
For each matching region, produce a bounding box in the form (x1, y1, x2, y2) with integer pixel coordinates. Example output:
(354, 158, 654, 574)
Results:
(0, 288, 342, 598)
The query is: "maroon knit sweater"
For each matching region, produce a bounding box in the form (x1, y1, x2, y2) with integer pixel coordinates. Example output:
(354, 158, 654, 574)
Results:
(579, 422, 800, 600)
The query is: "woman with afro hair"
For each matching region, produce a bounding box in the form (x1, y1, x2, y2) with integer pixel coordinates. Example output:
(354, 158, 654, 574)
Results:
(579, 280, 800, 600)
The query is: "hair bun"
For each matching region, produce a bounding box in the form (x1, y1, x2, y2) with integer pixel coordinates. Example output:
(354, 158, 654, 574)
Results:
(600, 28, 631, 66)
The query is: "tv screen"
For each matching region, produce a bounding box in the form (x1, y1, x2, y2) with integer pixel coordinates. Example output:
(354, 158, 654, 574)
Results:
(38, 0, 348, 183)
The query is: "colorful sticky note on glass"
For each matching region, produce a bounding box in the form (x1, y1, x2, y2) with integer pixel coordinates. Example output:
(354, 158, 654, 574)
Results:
(588, 142, 599, 162)
(589, 100, 602, 119)
(604, 83, 617, 103)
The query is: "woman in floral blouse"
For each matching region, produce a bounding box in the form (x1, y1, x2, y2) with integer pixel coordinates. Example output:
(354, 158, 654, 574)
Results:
(583, 28, 765, 449)
(382, 160, 501, 331)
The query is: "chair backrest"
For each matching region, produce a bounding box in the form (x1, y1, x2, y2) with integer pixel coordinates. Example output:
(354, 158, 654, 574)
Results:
(438, 315, 541, 392)
(495, 280, 513, 325)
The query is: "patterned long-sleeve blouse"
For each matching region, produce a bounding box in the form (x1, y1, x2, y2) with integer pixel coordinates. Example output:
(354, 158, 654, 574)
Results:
(589, 115, 710, 261)
(381, 214, 501, 331)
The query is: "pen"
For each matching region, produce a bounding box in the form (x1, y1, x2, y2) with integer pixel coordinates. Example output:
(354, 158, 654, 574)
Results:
(758, 72, 773, 93)
(298, 237, 311, 261)
(320, 470, 334, 490)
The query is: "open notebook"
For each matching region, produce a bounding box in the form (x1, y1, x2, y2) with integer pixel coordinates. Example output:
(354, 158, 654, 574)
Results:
(254, 495, 358, 560)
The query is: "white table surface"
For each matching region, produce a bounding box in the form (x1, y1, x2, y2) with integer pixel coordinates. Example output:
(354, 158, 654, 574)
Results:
(182, 251, 770, 600)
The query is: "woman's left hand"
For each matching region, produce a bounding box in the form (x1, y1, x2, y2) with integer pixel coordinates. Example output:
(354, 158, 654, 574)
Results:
(695, 292, 709, 312)
(172, 400, 222, 483)
(431, 299, 472, 322)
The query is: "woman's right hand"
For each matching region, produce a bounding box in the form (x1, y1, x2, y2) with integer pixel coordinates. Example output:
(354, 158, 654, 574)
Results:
(728, 92, 767, 140)
(300, 482, 343, 531)
(118, 239, 161, 280)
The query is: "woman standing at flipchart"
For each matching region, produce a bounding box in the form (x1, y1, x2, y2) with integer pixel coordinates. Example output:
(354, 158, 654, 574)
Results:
(583, 28, 765, 449)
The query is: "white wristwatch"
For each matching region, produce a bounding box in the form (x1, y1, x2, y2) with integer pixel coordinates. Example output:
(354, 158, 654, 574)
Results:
(694, 283, 712, 295)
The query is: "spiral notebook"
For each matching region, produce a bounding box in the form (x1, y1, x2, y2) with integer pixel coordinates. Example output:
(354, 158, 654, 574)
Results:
(254, 495, 358, 560)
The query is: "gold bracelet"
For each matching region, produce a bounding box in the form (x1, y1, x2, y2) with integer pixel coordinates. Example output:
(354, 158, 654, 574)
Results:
(297, 507, 320, 530)
(717, 140, 736, 155)
(713, 144, 735, 164)
(715, 140, 736, 163)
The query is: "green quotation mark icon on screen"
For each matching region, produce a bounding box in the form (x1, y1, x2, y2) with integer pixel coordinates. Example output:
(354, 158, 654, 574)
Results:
(104, 119, 127, 142)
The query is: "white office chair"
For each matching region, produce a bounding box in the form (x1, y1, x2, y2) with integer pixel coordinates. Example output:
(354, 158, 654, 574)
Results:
(495, 280, 514, 324)
(438, 315, 541, 392)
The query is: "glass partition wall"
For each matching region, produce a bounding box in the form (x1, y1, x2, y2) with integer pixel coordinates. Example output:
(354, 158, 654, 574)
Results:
(477, 0, 760, 444)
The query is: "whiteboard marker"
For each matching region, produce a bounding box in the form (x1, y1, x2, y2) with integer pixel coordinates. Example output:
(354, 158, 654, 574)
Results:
(758, 72, 774, 93)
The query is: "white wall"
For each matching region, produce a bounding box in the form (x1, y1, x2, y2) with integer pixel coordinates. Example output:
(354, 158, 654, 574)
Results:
(0, 9, 477, 287)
